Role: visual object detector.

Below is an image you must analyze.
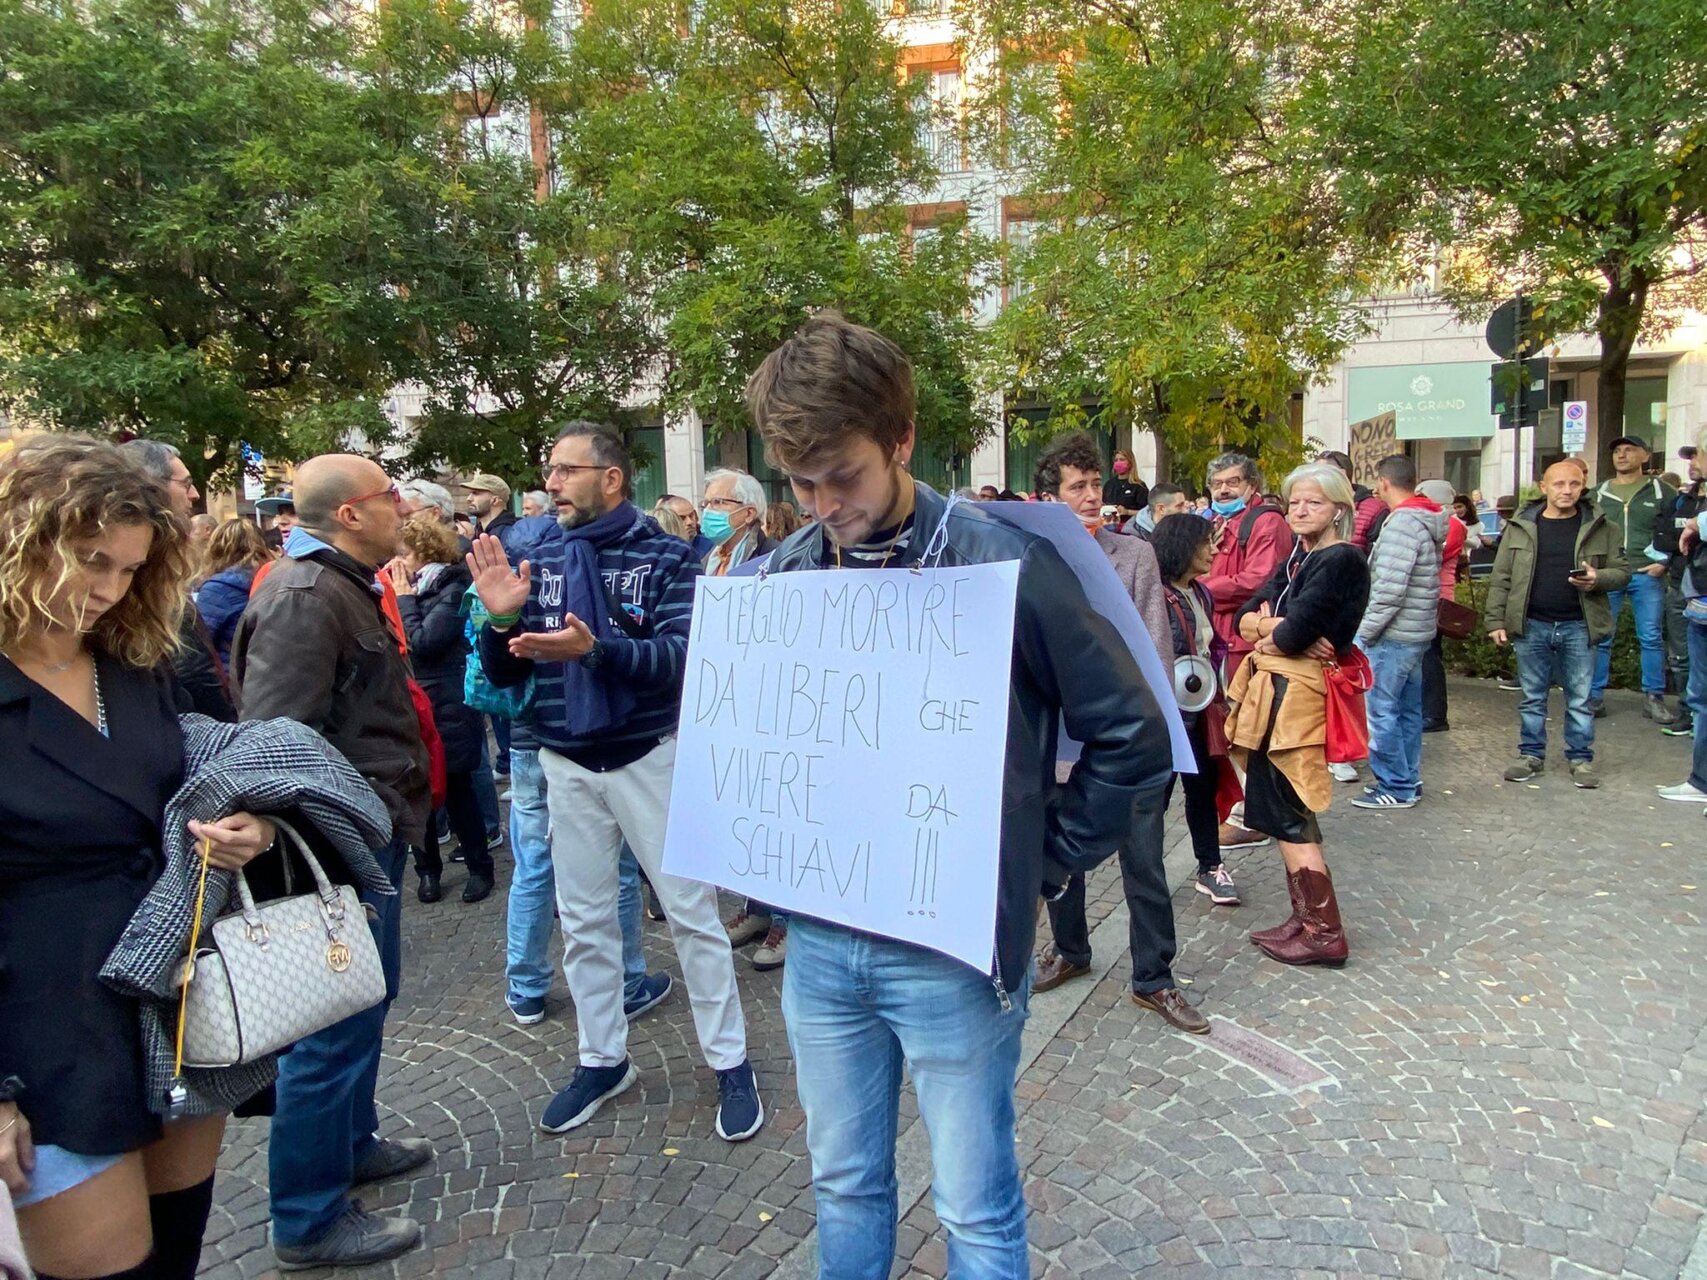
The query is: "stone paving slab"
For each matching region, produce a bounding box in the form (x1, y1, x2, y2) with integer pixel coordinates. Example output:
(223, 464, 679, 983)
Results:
(202, 679, 1707, 1278)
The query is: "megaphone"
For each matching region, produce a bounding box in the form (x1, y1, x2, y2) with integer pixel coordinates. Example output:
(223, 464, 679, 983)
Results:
(1172, 654, 1217, 713)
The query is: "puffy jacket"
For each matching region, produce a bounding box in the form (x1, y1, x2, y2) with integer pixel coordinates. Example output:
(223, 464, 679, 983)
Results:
(1654, 480, 1707, 585)
(397, 562, 483, 775)
(231, 541, 432, 846)
(195, 566, 258, 666)
(766, 481, 1173, 996)
(1358, 497, 1447, 647)
(1482, 508, 1631, 645)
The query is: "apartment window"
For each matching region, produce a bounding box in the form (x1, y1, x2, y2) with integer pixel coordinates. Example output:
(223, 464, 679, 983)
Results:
(893, 0, 949, 14)
(911, 67, 965, 173)
(1004, 217, 1040, 301)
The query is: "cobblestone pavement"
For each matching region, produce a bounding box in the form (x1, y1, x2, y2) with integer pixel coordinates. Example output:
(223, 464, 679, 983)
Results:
(202, 679, 1707, 1279)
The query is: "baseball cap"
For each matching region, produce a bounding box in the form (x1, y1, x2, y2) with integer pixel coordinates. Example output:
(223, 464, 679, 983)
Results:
(1608, 435, 1650, 452)
(461, 472, 511, 502)
(254, 491, 294, 515)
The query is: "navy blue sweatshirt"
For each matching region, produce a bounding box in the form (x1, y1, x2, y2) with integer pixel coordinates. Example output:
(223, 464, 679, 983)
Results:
(480, 505, 699, 767)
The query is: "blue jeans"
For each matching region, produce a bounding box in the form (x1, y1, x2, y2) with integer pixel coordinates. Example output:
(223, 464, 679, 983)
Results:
(1688, 622, 1707, 790)
(1513, 620, 1596, 763)
(270, 837, 408, 1245)
(505, 748, 556, 1000)
(491, 715, 511, 773)
(1362, 638, 1429, 801)
(473, 734, 500, 835)
(505, 748, 649, 1002)
(782, 918, 1031, 1280)
(618, 844, 647, 1002)
(1593, 568, 1667, 696)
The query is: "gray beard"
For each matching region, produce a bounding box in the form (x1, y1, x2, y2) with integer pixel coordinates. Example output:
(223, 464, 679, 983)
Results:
(557, 507, 596, 531)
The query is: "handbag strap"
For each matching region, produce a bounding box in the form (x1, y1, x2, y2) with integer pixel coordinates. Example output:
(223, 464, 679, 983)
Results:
(172, 838, 215, 1083)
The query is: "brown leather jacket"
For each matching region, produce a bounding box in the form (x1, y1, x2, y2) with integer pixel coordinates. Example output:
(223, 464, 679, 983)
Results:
(231, 545, 431, 846)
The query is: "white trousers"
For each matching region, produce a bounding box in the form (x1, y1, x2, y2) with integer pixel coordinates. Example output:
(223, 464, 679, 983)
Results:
(540, 737, 748, 1071)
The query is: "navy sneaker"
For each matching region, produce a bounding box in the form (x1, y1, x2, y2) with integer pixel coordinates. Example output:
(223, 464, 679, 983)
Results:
(1351, 787, 1418, 810)
(507, 992, 546, 1026)
(715, 1060, 764, 1142)
(540, 1061, 637, 1133)
(623, 972, 674, 1020)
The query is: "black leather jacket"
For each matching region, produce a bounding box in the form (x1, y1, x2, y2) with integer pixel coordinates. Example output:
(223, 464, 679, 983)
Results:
(766, 481, 1173, 995)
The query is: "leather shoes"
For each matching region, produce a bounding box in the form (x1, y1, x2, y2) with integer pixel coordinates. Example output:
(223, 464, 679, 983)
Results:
(1032, 948, 1092, 993)
(351, 1136, 434, 1185)
(1132, 987, 1210, 1034)
(462, 873, 492, 904)
(416, 873, 441, 904)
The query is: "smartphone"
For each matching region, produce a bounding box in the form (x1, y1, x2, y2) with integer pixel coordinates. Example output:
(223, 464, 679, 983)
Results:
(1568, 568, 1590, 581)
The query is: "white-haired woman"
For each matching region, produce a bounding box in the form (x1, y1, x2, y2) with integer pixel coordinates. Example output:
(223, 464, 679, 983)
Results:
(1224, 463, 1371, 968)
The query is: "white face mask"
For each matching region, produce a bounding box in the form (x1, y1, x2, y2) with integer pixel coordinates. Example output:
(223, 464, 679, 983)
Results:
(1077, 510, 1102, 529)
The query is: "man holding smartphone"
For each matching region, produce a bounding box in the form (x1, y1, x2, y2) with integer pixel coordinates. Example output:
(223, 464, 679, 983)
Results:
(1483, 462, 1630, 787)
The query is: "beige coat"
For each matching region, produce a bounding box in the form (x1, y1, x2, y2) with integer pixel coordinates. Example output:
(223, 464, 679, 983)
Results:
(1225, 652, 1332, 815)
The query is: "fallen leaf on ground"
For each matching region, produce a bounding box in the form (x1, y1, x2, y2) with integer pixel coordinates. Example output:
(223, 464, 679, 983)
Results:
(663, 1148, 679, 1157)
(1592, 1116, 1615, 1129)
(758, 1212, 773, 1223)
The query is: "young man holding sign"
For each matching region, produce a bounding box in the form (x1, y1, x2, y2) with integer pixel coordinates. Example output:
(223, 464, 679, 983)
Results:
(745, 313, 1173, 1278)
(466, 422, 762, 1143)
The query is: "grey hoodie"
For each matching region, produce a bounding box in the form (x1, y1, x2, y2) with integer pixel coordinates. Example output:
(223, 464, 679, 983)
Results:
(1358, 499, 1448, 647)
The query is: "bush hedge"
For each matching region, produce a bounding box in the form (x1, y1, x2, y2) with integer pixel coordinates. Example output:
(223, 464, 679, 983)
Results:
(1443, 576, 1646, 690)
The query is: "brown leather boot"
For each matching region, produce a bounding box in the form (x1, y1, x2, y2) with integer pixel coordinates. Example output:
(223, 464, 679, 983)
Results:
(1248, 868, 1305, 949)
(1254, 867, 1347, 967)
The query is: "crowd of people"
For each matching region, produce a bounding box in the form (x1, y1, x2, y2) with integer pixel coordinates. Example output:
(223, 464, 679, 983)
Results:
(0, 310, 1700, 1280)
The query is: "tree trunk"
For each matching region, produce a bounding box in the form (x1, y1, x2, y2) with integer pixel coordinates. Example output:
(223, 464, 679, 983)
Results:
(1594, 263, 1649, 476)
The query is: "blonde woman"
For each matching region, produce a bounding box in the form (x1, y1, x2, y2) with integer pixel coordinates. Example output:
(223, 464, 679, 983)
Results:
(193, 519, 271, 667)
(1226, 463, 1370, 968)
(0, 436, 276, 1280)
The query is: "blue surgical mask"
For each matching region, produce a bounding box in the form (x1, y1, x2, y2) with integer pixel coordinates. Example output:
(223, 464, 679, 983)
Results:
(700, 509, 735, 544)
(1211, 496, 1248, 517)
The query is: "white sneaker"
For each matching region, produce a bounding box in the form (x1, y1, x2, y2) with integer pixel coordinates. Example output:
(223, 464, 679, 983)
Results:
(1329, 762, 1360, 783)
(1656, 782, 1707, 802)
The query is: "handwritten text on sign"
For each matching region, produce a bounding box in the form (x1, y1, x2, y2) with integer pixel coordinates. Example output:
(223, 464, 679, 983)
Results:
(662, 563, 1019, 970)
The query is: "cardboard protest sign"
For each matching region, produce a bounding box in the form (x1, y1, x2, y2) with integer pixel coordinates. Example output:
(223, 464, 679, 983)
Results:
(662, 563, 1020, 969)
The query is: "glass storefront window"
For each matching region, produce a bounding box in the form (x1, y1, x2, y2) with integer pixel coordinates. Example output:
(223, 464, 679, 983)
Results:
(1625, 377, 1668, 459)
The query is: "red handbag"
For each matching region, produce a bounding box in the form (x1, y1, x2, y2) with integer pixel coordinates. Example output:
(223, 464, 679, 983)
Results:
(1321, 647, 1373, 765)
(408, 677, 449, 809)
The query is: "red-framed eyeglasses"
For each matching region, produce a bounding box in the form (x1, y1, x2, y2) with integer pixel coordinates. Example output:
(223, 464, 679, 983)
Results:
(344, 482, 402, 510)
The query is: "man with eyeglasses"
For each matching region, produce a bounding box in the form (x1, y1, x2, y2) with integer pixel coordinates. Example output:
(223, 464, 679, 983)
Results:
(120, 439, 236, 722)
(232, 455, 435, 1268)
(699, 468, 775, 576)
(469, 422, 762, 1144)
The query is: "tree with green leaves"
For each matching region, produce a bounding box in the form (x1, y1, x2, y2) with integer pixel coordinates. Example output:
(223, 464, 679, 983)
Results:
(1309, 0, 1707, 442)
(962, 0, 1398, 481)
(555, 0, 996, 467)
(0, 0, 447, 479)
(370, 0, 656, 479)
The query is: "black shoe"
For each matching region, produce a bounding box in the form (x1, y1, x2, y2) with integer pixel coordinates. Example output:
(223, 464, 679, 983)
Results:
(462, 873, 493, 904)
(274, 1201, 421, 1270)
(1663, 716, 1695, 738)
(352, 1136, 434, 1184)
(1422, 720, 1449, 733)
(416, 873, 441, 904)
(645, 887, 667, 922)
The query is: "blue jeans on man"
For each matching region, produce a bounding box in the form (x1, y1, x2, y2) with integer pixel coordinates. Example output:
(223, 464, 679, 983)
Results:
(1687, 621, 1707, 790)
(505, 747, 556, 1001)
(505, 747, 649, 1005)
(270, 837, 408, 1246)
(1513, 620, 1596, 762)
(782, 918, 1031, 1280)
(1593, 568, 1667, 697)
(1362, 638, 1430, 802)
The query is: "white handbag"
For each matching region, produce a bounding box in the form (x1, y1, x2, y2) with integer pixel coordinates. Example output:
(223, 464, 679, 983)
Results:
(174, 817, 386, 1071)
